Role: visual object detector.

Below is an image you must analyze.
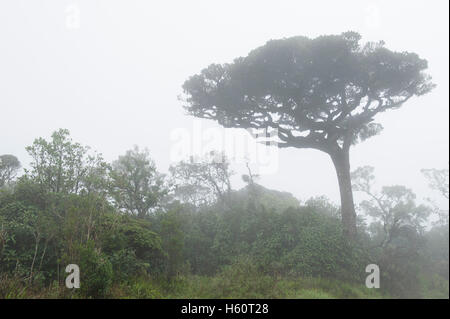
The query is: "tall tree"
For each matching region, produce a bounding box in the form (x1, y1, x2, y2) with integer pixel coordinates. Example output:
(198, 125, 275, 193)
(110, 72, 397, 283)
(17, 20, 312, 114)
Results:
(181, 32, 434, 239)
(0, 154, 21, 187)
(110, 146, 167, 218)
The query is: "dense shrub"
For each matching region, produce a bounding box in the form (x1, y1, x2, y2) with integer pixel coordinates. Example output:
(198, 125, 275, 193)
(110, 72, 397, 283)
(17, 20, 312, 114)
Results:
(181, 202, 369, 283)
(72, 241, 113, 298)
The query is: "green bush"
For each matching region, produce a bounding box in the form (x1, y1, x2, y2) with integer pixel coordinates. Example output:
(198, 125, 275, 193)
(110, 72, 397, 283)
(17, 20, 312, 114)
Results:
(185, 204, 368, 282)
(75, 241, 113, 298)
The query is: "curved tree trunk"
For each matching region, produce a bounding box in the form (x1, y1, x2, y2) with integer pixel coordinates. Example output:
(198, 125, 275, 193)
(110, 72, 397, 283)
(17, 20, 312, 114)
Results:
(330, 149, 357, 240)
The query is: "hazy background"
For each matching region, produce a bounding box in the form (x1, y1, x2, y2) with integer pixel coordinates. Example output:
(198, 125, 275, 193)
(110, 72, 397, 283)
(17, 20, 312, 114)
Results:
(0, 0, 448, 208)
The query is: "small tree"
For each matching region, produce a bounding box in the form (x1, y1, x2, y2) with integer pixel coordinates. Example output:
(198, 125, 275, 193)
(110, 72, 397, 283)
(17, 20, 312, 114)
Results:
(421, 167, 449, 200)
(169, 151, 233, 207)
(352, 166, 432, 296)
(110, 146, 167, 218)
(182, 32, 434, 239)
(0, 155, 21, 187)
(421, 166, 449, 225)
(351, 166, 430, 247)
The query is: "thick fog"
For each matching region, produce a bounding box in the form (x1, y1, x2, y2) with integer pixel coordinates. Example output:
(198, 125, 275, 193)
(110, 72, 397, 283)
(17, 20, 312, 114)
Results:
(0, 0, 448, 208)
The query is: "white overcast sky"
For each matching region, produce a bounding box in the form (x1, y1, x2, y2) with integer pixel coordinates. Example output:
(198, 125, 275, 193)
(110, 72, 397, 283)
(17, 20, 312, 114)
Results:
(0, 0, 448, 208)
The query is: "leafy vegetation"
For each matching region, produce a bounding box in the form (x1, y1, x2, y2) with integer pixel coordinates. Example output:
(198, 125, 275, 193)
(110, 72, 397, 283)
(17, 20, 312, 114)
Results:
(0, 129, 447, 299)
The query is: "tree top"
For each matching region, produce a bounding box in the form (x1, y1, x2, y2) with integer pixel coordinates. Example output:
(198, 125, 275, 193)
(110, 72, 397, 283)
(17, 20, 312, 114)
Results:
(182, 32, 435, 153)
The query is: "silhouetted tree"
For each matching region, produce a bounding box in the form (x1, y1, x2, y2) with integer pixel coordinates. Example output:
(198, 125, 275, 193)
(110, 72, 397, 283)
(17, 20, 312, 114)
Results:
(421, 167, 449, 199)
(352, 166, 430, 247)
(169, 151, 233, 207)
(352, 166, 432, 297)
(182, 32, 434, 239)
(0, 154, 21, 187)
(421, 166, 449, 225)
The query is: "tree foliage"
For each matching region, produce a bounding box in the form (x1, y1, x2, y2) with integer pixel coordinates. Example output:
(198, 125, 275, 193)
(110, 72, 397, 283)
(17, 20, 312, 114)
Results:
(25, 129, 107, 195)
(421, 167, 449, 199)
(109, 146, 168, 218)
(182, 32, 433, 151)
(0, 155, 21, 188)
(169, 151, 233, 207)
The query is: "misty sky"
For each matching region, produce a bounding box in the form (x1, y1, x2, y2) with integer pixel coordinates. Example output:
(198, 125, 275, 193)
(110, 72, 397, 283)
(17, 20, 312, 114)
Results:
(0, 0, 448, 208)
